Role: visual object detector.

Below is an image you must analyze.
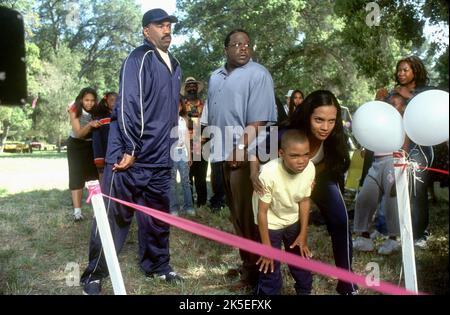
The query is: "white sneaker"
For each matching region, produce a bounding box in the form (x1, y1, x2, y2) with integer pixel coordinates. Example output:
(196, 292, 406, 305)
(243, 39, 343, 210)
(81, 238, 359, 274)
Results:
(378, 239, 400, 255)
(370, 230, 385, 240)
(353, 236, 374, 251)
(73, 212, 84, 221)
(414, 237, 428, 249)
(186, 208, 196, 216)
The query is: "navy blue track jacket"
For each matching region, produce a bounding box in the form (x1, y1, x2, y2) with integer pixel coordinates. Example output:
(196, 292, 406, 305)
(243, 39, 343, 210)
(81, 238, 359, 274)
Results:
(106, 39, 182, 168)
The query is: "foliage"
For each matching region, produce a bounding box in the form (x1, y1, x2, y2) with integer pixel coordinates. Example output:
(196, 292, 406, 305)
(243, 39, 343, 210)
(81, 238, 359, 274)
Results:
(33, 0, 141, 89)
(0, 0, 142, 142)
(175, 0, 448, 107)
(0, 0, 448, 142)
(33, 44, 88, 146)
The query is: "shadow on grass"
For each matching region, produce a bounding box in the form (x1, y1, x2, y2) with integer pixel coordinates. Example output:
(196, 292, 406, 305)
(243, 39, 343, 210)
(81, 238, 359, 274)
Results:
(0, 151, 67, 159)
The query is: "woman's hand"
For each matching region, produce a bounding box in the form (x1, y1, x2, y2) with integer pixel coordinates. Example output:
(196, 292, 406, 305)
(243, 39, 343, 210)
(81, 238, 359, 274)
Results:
(89, 120, 102, 129)
(375, 87, 389, 100)
(395, 86, 413, 100)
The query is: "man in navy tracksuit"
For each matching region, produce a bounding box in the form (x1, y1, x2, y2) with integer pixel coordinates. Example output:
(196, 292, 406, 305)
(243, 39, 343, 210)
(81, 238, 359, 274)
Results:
(81, 9, 183, 295)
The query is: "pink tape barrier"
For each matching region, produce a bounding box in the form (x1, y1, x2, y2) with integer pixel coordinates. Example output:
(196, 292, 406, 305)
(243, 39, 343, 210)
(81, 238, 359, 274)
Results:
(86, 185, 422, 295)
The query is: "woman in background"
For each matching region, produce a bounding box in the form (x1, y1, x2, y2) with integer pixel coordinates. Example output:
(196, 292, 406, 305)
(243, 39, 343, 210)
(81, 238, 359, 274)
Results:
(67, 87, 101, 221)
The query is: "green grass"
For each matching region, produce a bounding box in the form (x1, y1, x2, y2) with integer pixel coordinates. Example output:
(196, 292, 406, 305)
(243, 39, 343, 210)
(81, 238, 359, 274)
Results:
(0, 155, 448, 295)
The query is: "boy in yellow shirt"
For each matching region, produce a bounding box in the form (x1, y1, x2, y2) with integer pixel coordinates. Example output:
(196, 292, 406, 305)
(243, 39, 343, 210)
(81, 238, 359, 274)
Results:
(253, 129, 315, 295)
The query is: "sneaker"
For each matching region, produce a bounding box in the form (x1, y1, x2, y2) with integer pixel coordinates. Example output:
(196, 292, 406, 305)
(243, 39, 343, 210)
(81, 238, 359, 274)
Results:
(414, 237, 428, 249)
(353, 236, 374, 251)
(83, 280, 101, 295)
(210, 205, 224, 213)
(185, 208, 196, 216)
(157, 271, 184, 284)
(225, 267, 241, 278)
(73, 213, 84, 221)
(378, 238, 400, 255)
(370, 230, 385, 240)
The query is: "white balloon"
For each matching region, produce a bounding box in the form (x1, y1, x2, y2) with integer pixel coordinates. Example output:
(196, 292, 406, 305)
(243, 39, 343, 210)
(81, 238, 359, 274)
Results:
(403, 90, 449, 146)
(352, 101, 405, 152)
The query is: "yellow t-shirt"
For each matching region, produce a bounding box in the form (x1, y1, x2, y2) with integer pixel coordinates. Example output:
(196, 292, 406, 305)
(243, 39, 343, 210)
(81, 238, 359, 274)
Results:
(252, 158, 315, 230)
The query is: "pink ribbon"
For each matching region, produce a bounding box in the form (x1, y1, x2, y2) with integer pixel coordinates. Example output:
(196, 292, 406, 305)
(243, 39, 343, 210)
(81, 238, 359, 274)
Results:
(97, 194, 422, 295)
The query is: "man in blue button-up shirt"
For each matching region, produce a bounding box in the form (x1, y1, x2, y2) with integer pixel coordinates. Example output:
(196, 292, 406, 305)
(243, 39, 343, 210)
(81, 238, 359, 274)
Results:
(207, 29, 277, 289)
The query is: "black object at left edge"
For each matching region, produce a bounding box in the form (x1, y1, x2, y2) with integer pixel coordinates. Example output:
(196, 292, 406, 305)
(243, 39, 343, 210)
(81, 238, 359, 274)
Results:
(0, 6, 27, 106)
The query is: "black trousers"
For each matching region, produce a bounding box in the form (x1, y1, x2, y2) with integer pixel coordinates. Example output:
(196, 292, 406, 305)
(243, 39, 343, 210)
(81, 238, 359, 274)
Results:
(222, 162, 259, 285)
(209, 162, 226, 208)
(189, 159, 208, 206)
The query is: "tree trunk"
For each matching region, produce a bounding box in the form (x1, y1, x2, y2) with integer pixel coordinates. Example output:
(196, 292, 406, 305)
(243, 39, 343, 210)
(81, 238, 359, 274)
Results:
(57, 133, 61, 153)
(0, 122, 11, 153)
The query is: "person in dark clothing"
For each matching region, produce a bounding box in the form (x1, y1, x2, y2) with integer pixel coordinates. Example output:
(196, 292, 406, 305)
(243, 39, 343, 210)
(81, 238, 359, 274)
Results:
(180, 77, 208, 208)
(289, 90, 357, 294)
(91, 92, 117, 181)
(80, 8, 183, 295)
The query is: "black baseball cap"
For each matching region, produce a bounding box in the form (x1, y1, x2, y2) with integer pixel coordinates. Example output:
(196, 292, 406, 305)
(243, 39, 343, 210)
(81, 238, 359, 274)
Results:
(142, 8, 178, 27)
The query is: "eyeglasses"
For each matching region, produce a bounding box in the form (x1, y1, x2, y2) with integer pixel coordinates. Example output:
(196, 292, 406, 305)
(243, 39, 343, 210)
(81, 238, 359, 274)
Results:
(227, 42, 251, 49)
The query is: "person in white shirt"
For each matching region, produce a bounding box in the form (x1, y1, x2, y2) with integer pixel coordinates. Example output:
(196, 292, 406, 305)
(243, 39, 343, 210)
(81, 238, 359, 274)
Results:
(169, 102, 195, 215)
(253, 129, 315, 295)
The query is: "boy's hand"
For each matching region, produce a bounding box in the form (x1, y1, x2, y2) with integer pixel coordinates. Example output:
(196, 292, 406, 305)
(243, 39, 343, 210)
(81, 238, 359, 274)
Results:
(256, 256, 274, 274)
(290, 236, 312, 259)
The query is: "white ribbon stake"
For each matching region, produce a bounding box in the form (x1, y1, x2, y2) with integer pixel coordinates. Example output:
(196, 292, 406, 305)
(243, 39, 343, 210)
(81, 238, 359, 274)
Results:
(393, 152, 418, 293)
(86, 180, 127, 295)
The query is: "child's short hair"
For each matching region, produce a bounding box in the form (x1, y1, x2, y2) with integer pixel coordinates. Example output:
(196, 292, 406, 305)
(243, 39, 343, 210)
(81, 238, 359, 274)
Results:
(388, 93, 407, 107)
(280, 129, 308, 150)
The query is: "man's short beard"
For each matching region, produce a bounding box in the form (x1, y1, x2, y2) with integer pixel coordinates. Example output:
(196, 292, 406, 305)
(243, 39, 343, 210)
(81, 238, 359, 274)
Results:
(186, 90, 198, 99)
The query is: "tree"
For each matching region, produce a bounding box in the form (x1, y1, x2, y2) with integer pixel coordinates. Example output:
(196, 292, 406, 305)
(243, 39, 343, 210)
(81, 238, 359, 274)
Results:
(175, 0, 448, 108)
(33, 0, 141, 88)
(1, 0, 143, 146)
(33, 44, 86, 151)
(0, 106, 33, 151)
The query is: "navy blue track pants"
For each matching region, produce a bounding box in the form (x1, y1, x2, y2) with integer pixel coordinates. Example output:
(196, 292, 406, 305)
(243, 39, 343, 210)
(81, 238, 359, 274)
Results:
(80, 164, 173, 284)
(311, 174, 358, 295)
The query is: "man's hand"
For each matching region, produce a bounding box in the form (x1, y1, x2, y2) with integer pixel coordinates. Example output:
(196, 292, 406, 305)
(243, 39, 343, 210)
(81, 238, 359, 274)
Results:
(113, 153, 136, 172)
(290, 235, 312, 259)
(256, 256, 274, 274)
(250, 171, 265, 195)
